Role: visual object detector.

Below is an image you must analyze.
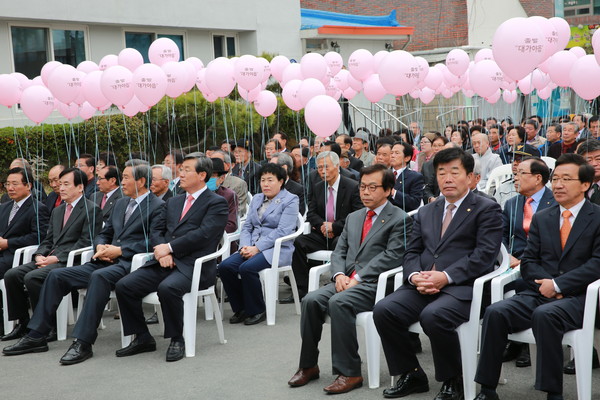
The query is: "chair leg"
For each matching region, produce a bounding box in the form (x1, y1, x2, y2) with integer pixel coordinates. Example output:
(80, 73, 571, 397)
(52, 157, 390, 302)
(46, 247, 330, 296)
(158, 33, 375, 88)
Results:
(286, 270, 301, 316)
(56, 295, 70, 341)
(457, 326, 477, 400)
(204, 295, 214, 321)
(207, 292, 227, 344)
(573, 342, 593, 400)
(67, 295, 75, 325)
(182, 294, 197, 358)
(362, 315, 381, 389)
(1, 281, 14, 334)
(263, 270, 277, 326)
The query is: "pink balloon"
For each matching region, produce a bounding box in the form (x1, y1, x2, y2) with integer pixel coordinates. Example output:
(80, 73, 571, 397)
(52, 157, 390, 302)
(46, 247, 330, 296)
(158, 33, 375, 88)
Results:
(325, 79, 342, 100)
(334, 69, 350, 91)
(348, 49, 374, 81)
(270, 55, 290, 82)
(442, 65, 460, 87)
(324, 52, 343, 75)
(549, 17, 571, 51)
(362, 74, 387, 103)
(205, 57, 236, 98)
(281, 79, 303, 111)
(203, 92, 218, 103)
(347, 73, 363, 92)
(441, 87, 453, 99)
(492, 17, 546, 81)
(257, 58, 271, 82)
(415, 56, 430, 83)
(10, 73, 31, 90)
(100, 65, 134, 106)
(281, 63, 303, 87)
(424, 67, 443, 90)
(161, 62, 189, 98)
(82, 71, 110, 109)
(41, 61, 62, 86)
(569, 46, 586, 58)
(186, 57, 204, 72)
(31, 76, 45, 87)
(132, 63, 168, 107)
(420, 87, 436, 104)
(298, 78, 326, 107)
(373, 51, 389, 71)
(20, 85, 55, 124)
(486, 89, 501, 104)
(469, 59, 503, 98)
(342, 87, 357, 100)
(378, 50, 420, 96)
(537, 86, 553, 100)
(301, 53, 328, 81)
(528, 16, 559, 61)
(118, 48, 144, 72)
(502, 90, 518, 104)
(57, 101, 79, 120)
(531, 69, 550, 90)
(474, 49, 494, 63)
(462, 88, 475, 98)
(179, 61, 197, 93)
(446, 49, 470, 76)
(79, 102, 97, 120)
(409, 89, 421, 99)
(238, 84, 261, 102)
(518, 74, 534, 95)
(570, 55, 600, 100)
(98, 102, 112, 112)
(548, 50, 576, 87)
(500, 79, 517, 91)
(47, 64, 82, 104)
(253, 90, 277, 117)
(195, 69, 210, 94)
(0, 75, 22, 107)
(148, 38, 180, 66)
(77, 61, 99, 74)
(119, 95, 146, 117)
(234, 55, 264, 91)
(304, 95, 341, 138)
(99, 55, 118, 71)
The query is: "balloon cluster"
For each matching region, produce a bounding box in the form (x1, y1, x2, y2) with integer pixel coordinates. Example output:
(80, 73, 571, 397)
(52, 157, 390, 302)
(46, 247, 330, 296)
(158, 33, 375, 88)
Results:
(0, 17, 598, 139)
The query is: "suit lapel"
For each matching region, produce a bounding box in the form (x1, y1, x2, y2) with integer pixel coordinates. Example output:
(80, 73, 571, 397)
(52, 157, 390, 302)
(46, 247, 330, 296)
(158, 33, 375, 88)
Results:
(432, 200, 444, 241)
(437, 192, 476, 249)
(55, 200, 85, 244)
(335, 177, 347, 214)
(261, 191, 286, 222)
(545, 205, 562, 260)
(357, 204, 391, 253)
(561, 201, 593, 258)
(176, 190, 206, 227)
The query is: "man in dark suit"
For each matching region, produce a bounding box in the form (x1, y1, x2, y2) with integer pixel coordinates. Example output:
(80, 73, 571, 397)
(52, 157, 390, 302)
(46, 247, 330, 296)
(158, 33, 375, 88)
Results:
(308, 142, 358, 188)
(114, 155, 228, 362)
(1, 168, 102, 341)
(577, 139, 600, 206)
(0, 167, 50, 279)
(284, 152, 362, 303)
(271, 152, 305, 215)
(287, 164, 412, 393)
(232, 139, 261, 195)
(150, 165, 173, 201)
(45, 165, 65, 212)
(474, 154, 600, 400)
(209, 158, 238, 234)
(2, 161, 164, 361)
(91, 165, 122, 223)
(390, 142, 424, 212)
(373, 148, 503, 400)
(163, 150, 186, 197)
(75, 154, 97, 199)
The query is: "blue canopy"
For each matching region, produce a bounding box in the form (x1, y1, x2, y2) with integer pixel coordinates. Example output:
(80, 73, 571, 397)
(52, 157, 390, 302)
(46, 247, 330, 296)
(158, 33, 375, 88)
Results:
(300, 8, 401, 30)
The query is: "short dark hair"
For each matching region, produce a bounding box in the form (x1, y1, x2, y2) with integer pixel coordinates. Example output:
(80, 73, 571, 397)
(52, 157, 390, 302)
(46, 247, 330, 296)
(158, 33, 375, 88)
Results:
(555, 153, 594, 185)
(360, 163, 395, 191)
(377, 143, 393, 152)
(376, 137, 395, 148)
(291, 144, 309, 158)
(548, 123, 562, 134)
(300, 136, 314, 147)
(208, 145, 220, 152)
(524, 119, 539, 130)
(98, 151, 118, 167)
(529, 115, 543, 125)
(103, 165, 122, 185)
(433, 136, 449, 146)
(323, 141, 342, 158)
(60, 167, 88, 187)
(78, 153, 96, 169)
(559, 115, 571, 123)
(184, 155, 212, 182)
(258, 162, 287, 187)
(589, 115, 599, 125)
(7, 167, 34, 187)
(169, 150, 186, 165)
(469, 125, 484, 135)
(576, 139, 600, 155)
(274, 132, 288, 141)
(523, 156, 550, 185)
(489, 124, 504, 136)
(433, 148, 474, 174)
(501, 117, 513, 125)
(124, 160, 151, 188)
(577, 114, 588, 125)
(337, 134, 352, 146)
(393, 141, 414, 159)
(266, 139, 283, 151)
(129, 151, 148, 161)
(510, 125, 526, 142)
(486, 117, 498, 123)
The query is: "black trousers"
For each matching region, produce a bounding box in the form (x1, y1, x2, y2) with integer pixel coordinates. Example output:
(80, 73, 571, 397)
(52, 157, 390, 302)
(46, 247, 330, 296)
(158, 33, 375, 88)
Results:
(291, 232, 338, 292)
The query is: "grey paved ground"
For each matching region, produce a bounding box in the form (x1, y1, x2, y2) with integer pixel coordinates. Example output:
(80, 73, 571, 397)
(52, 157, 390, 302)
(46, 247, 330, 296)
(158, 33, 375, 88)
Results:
(0, 284, 598, 400)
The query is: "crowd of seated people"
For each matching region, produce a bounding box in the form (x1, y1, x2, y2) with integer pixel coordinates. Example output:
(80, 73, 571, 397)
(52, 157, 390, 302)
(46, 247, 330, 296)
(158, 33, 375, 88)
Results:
(0, 118, 599, 400)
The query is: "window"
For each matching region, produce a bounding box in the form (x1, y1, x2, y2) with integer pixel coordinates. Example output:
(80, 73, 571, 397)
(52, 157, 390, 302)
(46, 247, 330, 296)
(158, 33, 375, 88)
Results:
(11, 26, 87, 79)
(564, 0, 592, 16)
(213, 35, 237, 58)
(125, 32, 184, 63)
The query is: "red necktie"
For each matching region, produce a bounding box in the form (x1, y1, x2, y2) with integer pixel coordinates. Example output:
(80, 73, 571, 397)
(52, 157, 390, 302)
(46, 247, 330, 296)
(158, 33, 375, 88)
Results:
(560, 210, 572, 250)
(180, 195, 194, 221)
(394, 170, 398, 181)
(361, 210, 377, 243)
(522, 197, 534, 236)
(63, 204, 73, 228)
(100, 193, 108, 209)
(54, 195, 62, 208)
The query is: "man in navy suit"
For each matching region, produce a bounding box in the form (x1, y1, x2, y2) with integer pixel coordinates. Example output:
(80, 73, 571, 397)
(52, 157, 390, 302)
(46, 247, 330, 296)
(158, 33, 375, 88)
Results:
(91, 165, 122, 223)
(474, 154, 600, 400)
(373, 148, 503, 400)
(2, 161, 163, 362)
(389, 142, 424, 212)
(44, 165, 65, 212)
(115, 155, 228, 362)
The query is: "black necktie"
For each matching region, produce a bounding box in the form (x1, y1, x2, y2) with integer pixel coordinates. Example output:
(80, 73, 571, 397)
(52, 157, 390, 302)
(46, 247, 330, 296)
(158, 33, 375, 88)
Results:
(591, 183, 600, 204)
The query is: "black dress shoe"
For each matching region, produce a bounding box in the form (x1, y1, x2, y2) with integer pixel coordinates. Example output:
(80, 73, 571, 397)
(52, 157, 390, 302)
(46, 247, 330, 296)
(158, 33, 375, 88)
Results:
(515, 345, 531, 367)
(502, 341, 522, 362)
(229, 311, 247, 324)
(115, 336, 156, 357)
(2, 335, 48, 355)
(1, 323, 28, 341)
(60, 341, 93, 365)
(166, 340, 185, 362)
(283, 276, 291, 286)
(279, 291, 306, 304)
(474, 391, 499, 400)
(383, 370, 429, 398)
(46, 328, 57, 343)
(433, 377, 463, 400)
(145, 312, 159, 325)
(244, 312, 266, 325)
(563, 348, 600, 374)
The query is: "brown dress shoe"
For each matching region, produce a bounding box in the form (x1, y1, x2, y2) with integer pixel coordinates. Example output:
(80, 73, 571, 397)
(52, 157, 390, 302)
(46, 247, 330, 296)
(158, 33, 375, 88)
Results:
(288, 366, 320, 387)
(323, 375, 363, 394)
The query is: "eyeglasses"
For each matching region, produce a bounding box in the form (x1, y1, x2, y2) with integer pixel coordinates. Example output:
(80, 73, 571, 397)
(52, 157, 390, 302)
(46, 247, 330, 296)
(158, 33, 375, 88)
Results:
(514, 171, 537, 177)
(551, 177, 580, 184)
(359, 184, 383, 192)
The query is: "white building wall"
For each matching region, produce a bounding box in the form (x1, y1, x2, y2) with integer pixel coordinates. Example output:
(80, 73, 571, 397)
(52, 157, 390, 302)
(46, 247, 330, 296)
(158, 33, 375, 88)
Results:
(466, 0, 528, 47)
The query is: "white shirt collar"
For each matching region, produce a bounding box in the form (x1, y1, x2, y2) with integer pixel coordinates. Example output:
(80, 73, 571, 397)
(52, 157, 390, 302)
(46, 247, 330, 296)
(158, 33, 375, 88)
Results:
(393, 166, 406, 176)
(559, 197, 586, 221)
(68, 195, 83, 208)
(105, 187, 119, 199)
(444, 190, 469, 211)
(14, 194, 31, 208)
(329, 174, 341, 192)
(369, 201, 388, 216)
(187, 186, 208, 200)
(132, 191, 150, 205)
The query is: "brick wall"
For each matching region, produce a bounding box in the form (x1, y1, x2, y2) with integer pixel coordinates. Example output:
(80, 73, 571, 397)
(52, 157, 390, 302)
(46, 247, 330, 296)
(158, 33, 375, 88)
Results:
(301, 0, 469, 52)
(518, 0, 554, 18)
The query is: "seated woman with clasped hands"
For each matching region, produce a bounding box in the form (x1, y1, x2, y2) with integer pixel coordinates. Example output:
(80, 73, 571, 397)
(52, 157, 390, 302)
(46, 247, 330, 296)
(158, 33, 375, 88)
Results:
(218, 163, 299, 325)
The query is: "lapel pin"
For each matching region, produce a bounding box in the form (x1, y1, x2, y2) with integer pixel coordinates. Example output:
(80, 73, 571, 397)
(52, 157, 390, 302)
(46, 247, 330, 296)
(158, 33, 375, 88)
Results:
(381, 219, 385, 223)
(467, 208, 471, 212)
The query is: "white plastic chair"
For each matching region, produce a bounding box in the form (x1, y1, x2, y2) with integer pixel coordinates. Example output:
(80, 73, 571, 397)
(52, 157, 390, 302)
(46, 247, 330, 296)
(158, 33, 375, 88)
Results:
(1, 245, 39, 334)
(121, 232, 229, 357)
(259, 213, 305, 326)
(302, 221, 334, 265)
(308, 262, 403, 389)
(402, 244, 509, 400)
(484, 164, 513, 196)
(541, 156, 556, 171)
(491, 267, 600, 400)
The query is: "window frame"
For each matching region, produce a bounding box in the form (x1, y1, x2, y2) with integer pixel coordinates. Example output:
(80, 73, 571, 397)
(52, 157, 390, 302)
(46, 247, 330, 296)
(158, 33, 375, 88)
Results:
(121, 28, 187, 62)
(210, 32, 238, 58)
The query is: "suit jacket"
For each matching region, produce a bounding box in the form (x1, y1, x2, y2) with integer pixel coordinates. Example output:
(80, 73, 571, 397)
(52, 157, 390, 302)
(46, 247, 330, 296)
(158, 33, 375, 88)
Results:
(0, 197, 50, 263)
(390, 168, 424, 212)
(240, 189, 299, 266)
(348, 156, 364, 172)
(148, 189, 228, 287)
(37, 197, 103, 264)
(222, 174, 248, 217)
(521, 200, 600, 296)
(84, 177, 98, 199)
(307, 175, 363, 238)
(422, 159, 439, 203)
(232, 160, 261, 195)
(402, 191, 503, 300)
(45, 191, 62, 212)
(94, 193, 164, 269)
(157, 189, 173, 201)
(547, 141, 578, 160)
(285, 179, 305, 216)
(92, 189, 123, 223)
(215, 186, 238, 234)
(331, 202, 412, 283)
(502, 187, 555, 258)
